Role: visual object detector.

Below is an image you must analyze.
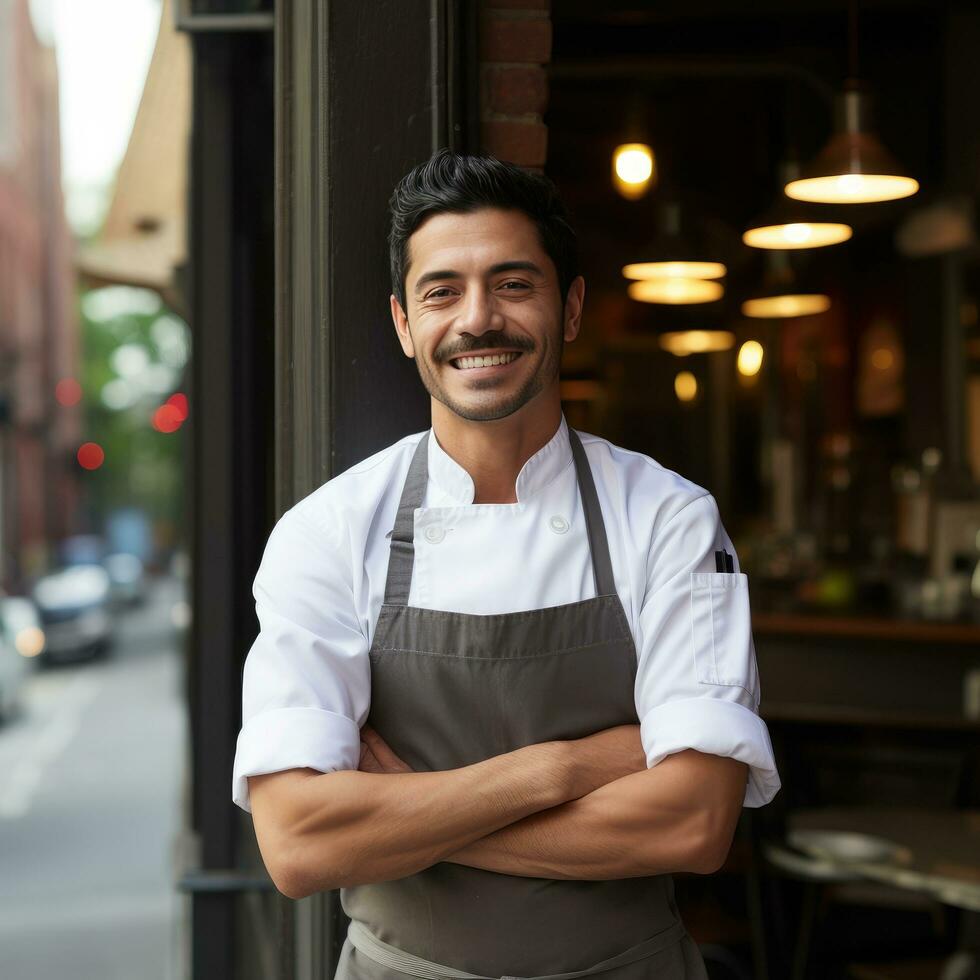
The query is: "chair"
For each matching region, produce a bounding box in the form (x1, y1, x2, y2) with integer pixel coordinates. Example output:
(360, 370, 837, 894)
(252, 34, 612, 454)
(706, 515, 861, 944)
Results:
(744, 729, 965, 980)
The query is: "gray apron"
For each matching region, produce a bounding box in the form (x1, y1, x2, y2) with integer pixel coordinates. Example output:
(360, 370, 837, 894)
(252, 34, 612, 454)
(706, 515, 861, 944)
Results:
(337, 427, 708, 980)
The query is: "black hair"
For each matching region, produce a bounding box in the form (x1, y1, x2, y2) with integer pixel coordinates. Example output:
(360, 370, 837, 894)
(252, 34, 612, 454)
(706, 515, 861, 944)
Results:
(388, 149, 579, 309)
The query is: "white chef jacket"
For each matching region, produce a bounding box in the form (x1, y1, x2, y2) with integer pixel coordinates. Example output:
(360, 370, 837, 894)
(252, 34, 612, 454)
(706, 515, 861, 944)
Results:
(232, 413, 781, 813)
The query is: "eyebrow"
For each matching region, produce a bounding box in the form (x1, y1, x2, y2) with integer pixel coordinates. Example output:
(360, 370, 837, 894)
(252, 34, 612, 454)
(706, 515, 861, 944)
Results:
(413, 261, 546, 295)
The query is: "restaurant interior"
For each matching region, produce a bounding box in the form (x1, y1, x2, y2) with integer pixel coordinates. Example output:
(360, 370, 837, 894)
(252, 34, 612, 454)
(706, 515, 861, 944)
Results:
(543, 1, 980, 978)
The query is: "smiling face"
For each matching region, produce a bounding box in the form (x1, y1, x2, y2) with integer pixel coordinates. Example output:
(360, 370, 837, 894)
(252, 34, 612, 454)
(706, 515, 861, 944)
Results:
(390, 207, 584, 424)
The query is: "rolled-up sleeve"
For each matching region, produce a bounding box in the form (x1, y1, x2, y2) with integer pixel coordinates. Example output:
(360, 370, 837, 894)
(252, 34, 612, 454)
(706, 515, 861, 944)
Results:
(635, 492, 781, 808)
(231, 503, 370, 813)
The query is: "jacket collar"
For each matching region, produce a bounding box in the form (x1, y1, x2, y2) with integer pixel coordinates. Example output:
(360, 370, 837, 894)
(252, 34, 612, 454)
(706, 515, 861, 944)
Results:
(427, 413, 573, 505)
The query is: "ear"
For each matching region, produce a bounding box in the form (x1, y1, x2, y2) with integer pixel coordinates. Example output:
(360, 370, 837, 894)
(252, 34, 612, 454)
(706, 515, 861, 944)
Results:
(390, 294, 415, 358)
(562, 276, 586, 343)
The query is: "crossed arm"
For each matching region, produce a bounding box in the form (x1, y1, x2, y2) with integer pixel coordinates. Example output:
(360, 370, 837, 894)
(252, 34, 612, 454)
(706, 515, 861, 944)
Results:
(359, 724, 747, 881)
(441, 751, 745, 879)
(248, 722, 747, 898)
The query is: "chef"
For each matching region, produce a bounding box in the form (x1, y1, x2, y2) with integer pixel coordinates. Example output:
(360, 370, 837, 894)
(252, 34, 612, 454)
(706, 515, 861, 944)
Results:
(233, 149, 781, 980)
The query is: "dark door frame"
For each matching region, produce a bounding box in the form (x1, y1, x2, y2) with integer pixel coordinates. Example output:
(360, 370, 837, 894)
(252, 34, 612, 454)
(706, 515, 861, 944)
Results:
(181, 18, 276, 980)
(274, 2, 475, 977)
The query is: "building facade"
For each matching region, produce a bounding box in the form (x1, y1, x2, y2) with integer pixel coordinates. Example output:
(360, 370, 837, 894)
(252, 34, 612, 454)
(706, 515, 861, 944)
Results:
(0, 0, 80, 589)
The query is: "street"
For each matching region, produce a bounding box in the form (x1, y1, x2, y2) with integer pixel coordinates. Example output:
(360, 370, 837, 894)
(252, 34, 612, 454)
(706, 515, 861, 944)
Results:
(0, 575, 188, 980)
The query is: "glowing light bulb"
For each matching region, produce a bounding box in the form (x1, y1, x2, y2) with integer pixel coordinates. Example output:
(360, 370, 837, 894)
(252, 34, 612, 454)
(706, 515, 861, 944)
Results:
(615, 148, 652, 183)
(737, 340, 765, 376)
(612, 143, 656, 199)
(675, 371, 698, 402)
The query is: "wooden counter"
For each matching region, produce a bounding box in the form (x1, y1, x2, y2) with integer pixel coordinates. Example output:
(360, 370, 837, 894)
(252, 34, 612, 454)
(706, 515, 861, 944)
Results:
(750, 609, 980, 807)
(752, 610, 980, 646)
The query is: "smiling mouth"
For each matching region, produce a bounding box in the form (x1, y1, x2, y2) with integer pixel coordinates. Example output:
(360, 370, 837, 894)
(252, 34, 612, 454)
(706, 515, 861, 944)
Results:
(449, 351, 524, 370)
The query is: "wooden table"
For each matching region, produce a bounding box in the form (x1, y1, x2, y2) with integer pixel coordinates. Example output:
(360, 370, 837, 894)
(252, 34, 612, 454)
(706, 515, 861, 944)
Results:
(790, 807, 980, 912)
(786, 806, 980, 979)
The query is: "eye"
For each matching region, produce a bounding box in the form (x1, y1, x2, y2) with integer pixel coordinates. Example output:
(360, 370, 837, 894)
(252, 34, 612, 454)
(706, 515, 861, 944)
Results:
(498, 280, 531, 291)
(424, 287, 455, 300)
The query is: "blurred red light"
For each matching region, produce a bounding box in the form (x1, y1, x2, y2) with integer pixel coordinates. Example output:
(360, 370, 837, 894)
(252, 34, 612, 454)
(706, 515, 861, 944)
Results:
(56, 378, 82, 406)
(77, 443, 104, 469)
(166, 392, 188, 420)
(152, 404, 183, 433)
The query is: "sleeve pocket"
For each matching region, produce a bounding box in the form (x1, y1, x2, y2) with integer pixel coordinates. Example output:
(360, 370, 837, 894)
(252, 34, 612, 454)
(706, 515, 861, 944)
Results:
(690, 571, 760, 705)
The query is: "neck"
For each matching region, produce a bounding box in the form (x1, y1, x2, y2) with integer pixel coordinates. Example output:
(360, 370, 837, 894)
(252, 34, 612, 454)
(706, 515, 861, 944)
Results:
(431, 397, 562, 504)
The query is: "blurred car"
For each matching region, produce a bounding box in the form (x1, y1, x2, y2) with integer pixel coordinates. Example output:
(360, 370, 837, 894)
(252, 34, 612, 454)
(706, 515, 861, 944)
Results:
(0, 595, 43, 721)
(31, 564, 114, 664)
(57, 533, 107, 568)
(103, 552, 147, 607)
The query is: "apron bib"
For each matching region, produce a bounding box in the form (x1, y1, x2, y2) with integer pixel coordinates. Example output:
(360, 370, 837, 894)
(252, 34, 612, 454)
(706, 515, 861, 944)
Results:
(338, 427, 707, 980)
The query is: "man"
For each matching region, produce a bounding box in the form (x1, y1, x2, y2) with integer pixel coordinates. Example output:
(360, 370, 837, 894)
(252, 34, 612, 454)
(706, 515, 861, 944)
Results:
(233, 150, 780, 979)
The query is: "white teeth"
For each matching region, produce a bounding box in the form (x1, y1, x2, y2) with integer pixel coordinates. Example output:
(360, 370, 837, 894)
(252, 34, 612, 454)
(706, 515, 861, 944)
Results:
(454, 352, 520, 370)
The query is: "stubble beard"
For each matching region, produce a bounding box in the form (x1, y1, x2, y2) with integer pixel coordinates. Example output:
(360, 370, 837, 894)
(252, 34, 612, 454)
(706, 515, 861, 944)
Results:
(410, 319, 565, 423)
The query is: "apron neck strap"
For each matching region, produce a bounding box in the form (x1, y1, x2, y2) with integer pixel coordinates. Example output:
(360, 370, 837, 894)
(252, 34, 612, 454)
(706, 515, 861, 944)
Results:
(383, 425, 617, 605)
(567, 426, 617, 598)
(383, 431, 431, 606)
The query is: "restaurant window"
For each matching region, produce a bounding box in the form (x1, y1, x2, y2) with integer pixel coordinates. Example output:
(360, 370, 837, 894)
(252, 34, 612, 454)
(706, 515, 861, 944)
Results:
(546, 3, 980, 625)
(541, 10, 979, 974)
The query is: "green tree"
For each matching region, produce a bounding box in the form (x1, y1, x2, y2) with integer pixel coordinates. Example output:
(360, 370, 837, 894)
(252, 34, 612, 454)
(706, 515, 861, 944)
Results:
(76, 285, 189, 542)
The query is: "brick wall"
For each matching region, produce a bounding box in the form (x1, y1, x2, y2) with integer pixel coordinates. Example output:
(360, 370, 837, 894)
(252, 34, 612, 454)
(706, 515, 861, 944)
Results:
(0, 0, 80, 585)
(479, 1, 552, 170)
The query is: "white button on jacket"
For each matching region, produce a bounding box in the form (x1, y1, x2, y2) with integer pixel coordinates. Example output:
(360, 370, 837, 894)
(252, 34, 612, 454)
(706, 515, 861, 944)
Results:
(232, 414, 781, 813)
(549, 515, 570, 534)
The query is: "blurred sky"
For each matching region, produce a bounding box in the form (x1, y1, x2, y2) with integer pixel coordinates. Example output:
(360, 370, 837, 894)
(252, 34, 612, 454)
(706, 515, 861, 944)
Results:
(29, 0, 162, 236)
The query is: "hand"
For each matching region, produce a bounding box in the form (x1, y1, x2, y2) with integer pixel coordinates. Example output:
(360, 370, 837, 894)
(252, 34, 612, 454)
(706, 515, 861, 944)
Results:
(358, 725, 414, 774)
(565, 724, 646, 798)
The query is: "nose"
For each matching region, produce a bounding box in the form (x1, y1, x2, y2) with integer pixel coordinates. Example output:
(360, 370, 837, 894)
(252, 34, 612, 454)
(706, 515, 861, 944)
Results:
(454, 285, 504, 338)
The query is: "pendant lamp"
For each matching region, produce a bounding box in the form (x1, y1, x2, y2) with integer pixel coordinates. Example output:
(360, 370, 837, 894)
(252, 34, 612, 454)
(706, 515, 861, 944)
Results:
(784, 84, 918, 204)
(743, 293, 831, 318)
(623, 202, 728, 305)
(744, 162, 853, 249)
(623, 260, 726, 281)
(612, 97, 657, 200)
(659, 330, 735, 355)
(784, 4, 918, 204)
(742, 252, 831, 319)
(628, 279, 724, 305)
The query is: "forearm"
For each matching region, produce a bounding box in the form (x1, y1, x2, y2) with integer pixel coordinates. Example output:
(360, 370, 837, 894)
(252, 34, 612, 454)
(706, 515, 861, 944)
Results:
(264, 741, 574, 896)
(442, 750, 746, 879)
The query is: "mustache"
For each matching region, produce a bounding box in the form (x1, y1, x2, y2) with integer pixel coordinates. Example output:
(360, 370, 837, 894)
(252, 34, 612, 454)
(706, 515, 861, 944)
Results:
(438, 336, 534, 361)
